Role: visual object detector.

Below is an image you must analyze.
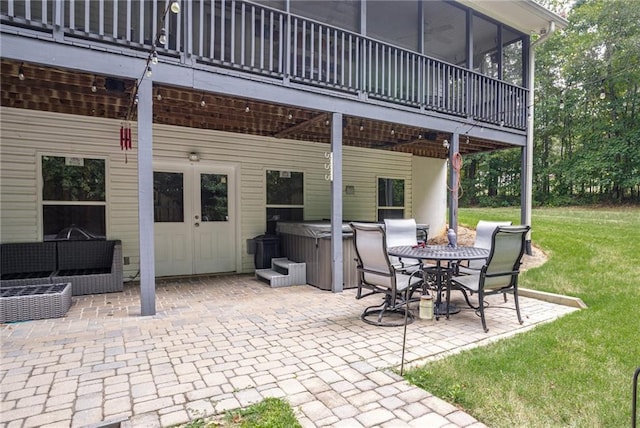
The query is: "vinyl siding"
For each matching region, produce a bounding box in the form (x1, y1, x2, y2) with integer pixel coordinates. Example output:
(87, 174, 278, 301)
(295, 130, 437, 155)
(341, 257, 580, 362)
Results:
(0, 107, 441, 278)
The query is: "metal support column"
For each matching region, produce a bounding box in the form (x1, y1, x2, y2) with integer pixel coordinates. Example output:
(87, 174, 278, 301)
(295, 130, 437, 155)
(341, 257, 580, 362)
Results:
(447, 132, 460, 233)
(137, 78, 156, 316)
(331, 112, 344, 293)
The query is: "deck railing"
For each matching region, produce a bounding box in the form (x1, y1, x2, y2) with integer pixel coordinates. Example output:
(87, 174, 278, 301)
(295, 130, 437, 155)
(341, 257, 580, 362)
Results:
(1, 0, 527, 130)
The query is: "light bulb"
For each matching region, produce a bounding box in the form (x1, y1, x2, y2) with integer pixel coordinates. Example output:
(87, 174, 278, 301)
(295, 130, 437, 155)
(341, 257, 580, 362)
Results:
(559, 99, 564, 109)
(91, 79, 97, 93)
(156, 92, 162, 101)
(418, 133, 423, 139)
(599, 91, 606, 100)
(245, 105, 250, 113)
(390, 128, 395, 136)
(287, 112, 293, 120)
(134, 94, 139, 105)
(170, 1, 181, 14)
(151, 51, 158, 65)
(18, 64, 25, 81)
(146, 66, 153, 77)
(159, 29, 167, 45)
(200, 99, 206, 107)
(359, 123, 364, 131)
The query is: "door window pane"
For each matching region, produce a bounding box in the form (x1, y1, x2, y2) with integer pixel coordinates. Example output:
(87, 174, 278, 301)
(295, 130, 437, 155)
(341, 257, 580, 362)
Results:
(154, 172, 184, 223)
(201, 174, 228, 222)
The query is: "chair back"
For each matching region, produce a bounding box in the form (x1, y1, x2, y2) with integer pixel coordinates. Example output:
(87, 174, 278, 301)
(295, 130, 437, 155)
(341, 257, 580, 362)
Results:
(384, 219, 419, 267)
(350, 222, 394, 288)
(384, 219, 418, 247)
(483, 225, 530, 289)
(469, 220, 512, 269)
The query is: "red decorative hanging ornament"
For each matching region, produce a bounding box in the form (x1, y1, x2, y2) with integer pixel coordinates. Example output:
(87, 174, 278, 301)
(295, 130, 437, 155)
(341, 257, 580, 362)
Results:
(119, 121, 133, 163)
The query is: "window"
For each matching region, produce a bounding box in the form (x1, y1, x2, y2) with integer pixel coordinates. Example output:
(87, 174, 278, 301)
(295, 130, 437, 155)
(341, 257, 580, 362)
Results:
(266, 170, 303, 227)
(377, 177, 405, 220)
(41, 155, 106, 240)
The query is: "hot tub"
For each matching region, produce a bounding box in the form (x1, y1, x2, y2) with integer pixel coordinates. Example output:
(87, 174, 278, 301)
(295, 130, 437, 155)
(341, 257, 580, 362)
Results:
(277, 222, 358, 290)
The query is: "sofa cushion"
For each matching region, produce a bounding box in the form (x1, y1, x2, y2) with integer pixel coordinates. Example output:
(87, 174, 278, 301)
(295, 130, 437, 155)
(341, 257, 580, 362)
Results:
(57, 241, 115, 271)
(1, 242, 57, 276)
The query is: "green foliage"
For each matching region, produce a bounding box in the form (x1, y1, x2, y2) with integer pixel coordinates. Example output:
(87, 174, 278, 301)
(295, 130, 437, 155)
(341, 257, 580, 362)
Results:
(406, 207, 640, 427)
(176, 398, 300, 428)
(223, 397, 301, 428)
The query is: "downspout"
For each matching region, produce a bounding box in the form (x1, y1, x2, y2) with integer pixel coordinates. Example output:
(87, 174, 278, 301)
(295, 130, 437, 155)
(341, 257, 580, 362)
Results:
(524, 21, 556, 255)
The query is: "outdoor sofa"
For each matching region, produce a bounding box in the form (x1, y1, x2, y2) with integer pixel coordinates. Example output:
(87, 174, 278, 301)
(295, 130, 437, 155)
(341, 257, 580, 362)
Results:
(0, 240, 123, 296)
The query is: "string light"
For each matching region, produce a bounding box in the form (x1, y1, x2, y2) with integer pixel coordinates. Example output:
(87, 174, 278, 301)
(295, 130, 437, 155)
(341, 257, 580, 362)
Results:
(18, 63, 25, 81)
(200, 94, 206, 107)
(287, 111, 293, 120)
(123, 1, 180, 123)
(245, 105, 250, 113)
(359, 122, 364, 131)
(390, 128, 395, 136)
(158, 28, 167, 45)
(91, 77, 97, 93)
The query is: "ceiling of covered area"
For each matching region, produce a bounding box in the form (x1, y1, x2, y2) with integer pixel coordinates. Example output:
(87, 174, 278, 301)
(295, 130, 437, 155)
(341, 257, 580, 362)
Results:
(1, 59, 513, 159)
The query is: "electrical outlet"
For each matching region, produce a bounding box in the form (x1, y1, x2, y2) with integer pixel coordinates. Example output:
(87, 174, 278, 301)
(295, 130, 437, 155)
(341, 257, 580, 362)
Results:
(123, 256, 130, 265)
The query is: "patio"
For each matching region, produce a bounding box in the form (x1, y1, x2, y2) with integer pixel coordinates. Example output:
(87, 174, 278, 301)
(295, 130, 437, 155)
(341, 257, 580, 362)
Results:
(0, 274, 578, 427)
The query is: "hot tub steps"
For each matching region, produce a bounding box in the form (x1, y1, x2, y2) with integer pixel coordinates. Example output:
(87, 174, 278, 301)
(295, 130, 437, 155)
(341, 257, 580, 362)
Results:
(255, 258, 306, 287)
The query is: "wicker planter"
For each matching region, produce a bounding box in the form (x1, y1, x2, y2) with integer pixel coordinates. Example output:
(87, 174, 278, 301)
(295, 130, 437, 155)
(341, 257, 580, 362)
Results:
(0, 283, 72, 323)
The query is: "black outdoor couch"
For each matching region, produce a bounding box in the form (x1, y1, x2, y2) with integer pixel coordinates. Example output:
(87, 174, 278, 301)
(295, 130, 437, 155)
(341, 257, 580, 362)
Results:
(1, 240, 123, 296)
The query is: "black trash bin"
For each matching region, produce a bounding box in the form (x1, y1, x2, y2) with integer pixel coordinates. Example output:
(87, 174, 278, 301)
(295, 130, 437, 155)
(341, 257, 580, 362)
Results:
(253, 234, 281, 269)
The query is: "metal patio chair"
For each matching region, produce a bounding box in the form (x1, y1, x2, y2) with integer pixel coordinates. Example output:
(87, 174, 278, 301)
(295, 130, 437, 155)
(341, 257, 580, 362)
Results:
(350, 222, 423, 326)
(448, 225, 530, 332)
(457, 220, 512, 275)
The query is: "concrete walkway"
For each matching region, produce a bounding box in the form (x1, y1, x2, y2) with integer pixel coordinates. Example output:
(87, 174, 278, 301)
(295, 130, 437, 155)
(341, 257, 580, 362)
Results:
(0, 275, 578, 427)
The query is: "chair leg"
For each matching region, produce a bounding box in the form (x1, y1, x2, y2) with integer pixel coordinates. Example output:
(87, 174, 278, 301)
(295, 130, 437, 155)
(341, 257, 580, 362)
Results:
(513, 287, 523, 325)
(478, 289, 489, 333)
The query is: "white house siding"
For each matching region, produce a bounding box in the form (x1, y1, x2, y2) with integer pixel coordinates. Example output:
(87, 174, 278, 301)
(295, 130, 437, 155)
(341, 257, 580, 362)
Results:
(1, 107, 440, 278)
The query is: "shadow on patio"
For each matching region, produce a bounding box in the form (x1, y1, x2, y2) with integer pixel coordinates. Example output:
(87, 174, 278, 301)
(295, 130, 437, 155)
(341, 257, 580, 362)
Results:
(1, 274, 578, 427)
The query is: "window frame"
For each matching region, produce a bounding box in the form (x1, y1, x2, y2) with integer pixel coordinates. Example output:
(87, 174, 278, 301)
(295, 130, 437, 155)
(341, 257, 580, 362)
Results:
(265, 168, 305, 222)
(377, 176, 406, 221)
(38, 153, 109, 241)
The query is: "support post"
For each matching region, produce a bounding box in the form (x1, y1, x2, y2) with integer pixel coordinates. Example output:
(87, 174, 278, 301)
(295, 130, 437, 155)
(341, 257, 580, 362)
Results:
(137, 78, 156, 316)
(331, 112, 343, 293)
(447, 132, 460, 233)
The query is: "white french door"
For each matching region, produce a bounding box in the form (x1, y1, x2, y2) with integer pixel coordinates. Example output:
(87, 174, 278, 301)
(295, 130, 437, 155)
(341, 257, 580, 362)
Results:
(153, 163, 236, 277)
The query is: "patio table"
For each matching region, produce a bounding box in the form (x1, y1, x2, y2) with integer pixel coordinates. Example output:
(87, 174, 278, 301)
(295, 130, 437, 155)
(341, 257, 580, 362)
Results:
(388, 245, 489, 319)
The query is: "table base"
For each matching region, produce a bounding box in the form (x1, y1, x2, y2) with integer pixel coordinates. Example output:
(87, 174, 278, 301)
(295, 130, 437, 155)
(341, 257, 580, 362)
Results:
(434, 302, 460, 316)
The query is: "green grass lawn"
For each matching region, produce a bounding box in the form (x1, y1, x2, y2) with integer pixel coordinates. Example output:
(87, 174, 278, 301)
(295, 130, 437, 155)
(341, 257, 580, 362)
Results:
(405, 206, 640, 427)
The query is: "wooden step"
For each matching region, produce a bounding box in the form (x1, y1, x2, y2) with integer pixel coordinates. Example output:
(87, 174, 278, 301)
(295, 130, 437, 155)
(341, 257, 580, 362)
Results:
(255, 258, 306, 287)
